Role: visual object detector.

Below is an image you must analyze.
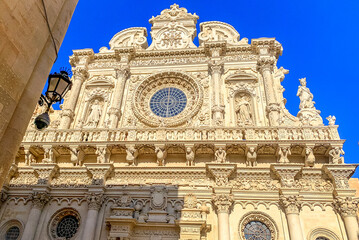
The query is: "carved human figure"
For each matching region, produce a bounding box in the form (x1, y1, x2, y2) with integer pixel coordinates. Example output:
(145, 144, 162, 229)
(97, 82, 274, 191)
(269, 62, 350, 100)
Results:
(235, 97, 252, 125)
(185, 147, 195, 166)
(70, 147, 83, 166)
(304, 147, 315, 167)
(326, 115, 336, 125)
(297, 78, 315, 110)
(329, 147, 345, 164)
(215, 148, 226, 163)
(85, 99, 102, 127)
(155, 147, 166, 166)
(24, 149, 36, 165)
(126, 146, 138, 166)
(96, 147, 107, 163)
(278, 147, 291, 164)
(42, 147, 55, 163)
(246, 147, 257, 167)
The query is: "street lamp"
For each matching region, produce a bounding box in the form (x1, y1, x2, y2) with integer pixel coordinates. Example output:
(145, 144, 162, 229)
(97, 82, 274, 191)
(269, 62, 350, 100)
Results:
(34, 70, 72, 130)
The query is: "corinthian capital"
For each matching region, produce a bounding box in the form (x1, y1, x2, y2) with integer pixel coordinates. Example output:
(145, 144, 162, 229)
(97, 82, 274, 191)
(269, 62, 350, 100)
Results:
(31, 192, 50, 210)
(86, 193, 104, 211)
(72, 67, 89, 80)
(279, 195, 302, 214)
(115, 65, 130, 79)
(257, 56, 276, 72)
(212, 193, 233, 213)
(334, 196, 358, 217)
(208, 60, 224, 75)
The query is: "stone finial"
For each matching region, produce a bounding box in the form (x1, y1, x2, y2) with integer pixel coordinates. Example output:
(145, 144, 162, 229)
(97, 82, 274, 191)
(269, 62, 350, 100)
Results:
(326, 115, 336, 125)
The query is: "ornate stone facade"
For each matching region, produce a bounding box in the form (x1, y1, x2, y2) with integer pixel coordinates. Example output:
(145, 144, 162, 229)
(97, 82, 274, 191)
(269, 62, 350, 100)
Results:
(0, 4, 358, 240)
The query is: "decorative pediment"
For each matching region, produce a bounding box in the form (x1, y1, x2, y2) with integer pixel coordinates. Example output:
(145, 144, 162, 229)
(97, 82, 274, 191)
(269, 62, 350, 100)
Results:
(109, 27, 148, 50)
(148, 4, 198, 50)
(199, 21, 248, 46)
(225, 69, 258, 83)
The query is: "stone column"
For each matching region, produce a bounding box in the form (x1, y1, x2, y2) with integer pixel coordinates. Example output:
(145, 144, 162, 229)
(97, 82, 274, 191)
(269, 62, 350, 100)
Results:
(334, 196, 359, 240)
(59, 67, 88, 129)
(21, 192, 50, 240)
(212, 193, 233, 240)
(82, 193, 104, 240)
(108, 66, 130, 128)
(279, 194, 304, 240)
(208, 61, 225, 125)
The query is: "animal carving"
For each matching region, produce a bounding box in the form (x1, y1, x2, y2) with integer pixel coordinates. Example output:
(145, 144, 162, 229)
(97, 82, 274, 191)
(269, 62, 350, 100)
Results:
(155, 147, 166, 166)
(246, 147, 257, 167)
(185, 147, 195, 166)
(126, 146, 138, 166)
(305, 147, 315, 167)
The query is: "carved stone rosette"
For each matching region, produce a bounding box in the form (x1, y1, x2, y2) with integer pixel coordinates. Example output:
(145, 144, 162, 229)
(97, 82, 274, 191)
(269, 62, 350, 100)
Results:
(86, 193, 104, 211)
(334, 196, 359, 217)
(279, 195, 302, 214)
(212, 194, 233, 214)
(31, 192, 50, 210)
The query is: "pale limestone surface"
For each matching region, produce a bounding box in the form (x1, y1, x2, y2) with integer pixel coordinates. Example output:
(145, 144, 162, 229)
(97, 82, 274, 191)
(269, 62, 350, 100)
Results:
(1, 4, 358, 240)
(0, 0, 78, 190)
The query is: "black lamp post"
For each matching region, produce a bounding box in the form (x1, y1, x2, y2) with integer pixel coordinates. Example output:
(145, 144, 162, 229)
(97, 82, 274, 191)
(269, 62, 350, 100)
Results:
(34, 70, 72, 130)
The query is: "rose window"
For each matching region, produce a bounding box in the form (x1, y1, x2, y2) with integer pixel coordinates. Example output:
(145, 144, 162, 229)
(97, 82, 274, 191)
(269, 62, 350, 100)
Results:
(150, 88, 187, 117)
(244, 221, 271, 240)
(132, 72, 203, 127)
(56, 215, 79, 239)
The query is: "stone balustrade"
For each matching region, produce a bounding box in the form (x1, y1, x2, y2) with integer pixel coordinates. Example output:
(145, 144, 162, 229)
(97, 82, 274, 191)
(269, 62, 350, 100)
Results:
(23, 125, 340, 144)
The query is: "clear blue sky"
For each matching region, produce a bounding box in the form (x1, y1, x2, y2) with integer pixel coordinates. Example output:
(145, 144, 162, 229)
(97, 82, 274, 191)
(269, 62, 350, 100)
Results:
(50, 0, 359, 176)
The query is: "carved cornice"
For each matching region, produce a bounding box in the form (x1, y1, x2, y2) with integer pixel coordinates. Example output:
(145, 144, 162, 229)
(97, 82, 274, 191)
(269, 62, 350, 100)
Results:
(212, 193, 233, 213)
(323, 164, 358, 189)
(333, 196, 358, 217)
(279, 194, 302, 214)
(85, 163, 114, 185)
(86, 192, 104, 211)
(32, 163, 59, 185)
(271, 164, 302, 188)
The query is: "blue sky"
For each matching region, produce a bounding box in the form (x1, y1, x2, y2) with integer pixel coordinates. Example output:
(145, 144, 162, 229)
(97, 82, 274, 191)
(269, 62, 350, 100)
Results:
(50, 0, 359, 176)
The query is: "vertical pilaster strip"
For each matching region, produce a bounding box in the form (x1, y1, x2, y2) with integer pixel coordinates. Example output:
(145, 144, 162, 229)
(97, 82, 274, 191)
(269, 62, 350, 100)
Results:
(334, 196, 359, 240)
(279, 195, 304, 240)
(82, 193, 104, 240)
(212, 193, 233, 240)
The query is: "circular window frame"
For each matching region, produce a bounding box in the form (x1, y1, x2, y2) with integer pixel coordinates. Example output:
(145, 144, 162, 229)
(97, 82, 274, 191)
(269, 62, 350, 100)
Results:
(150, 87, 187, 118)
(0, 219, 23, 240)
(132, 71, 203, 127)
(48, 208, 81, 240)
(239, 212, 278, 240)
(308, 227, 340, 240)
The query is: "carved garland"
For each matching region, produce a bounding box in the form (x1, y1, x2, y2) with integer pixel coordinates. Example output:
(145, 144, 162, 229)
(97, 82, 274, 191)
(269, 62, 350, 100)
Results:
(132, 71, 203, 127)
(238, 211, 278, 240)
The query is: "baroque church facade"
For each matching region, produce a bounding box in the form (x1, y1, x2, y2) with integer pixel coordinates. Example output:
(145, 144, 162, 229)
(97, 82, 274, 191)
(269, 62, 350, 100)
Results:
(1, 4, 358, 240)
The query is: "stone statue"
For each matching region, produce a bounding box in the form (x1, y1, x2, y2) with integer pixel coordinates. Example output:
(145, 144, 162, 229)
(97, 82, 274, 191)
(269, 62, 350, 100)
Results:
(297, 78, 315, 110)
(85, 99, 102, 127)
(329, 147, 344, 164)
(69, 147, 83, 166)
(326, 115, 336, 125)
(215, 148, 226, 163)
(185, 147, 195, 166)
(235, 97, 252, 125)
(126, 146, 138, 166)
(42, 147, 55, 163)
(96, 147, 107, 163)
(246, 147, 257, 167)
(304, 147, 315, 167)
(155, 147, 166, 166)
(278, 146, 291, 163)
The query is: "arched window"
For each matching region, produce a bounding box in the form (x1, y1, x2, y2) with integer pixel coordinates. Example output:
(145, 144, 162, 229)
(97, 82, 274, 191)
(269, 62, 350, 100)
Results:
(244, 221, 271, 240)
(239, 212, 278, 240)
(49, 208, 81, 240)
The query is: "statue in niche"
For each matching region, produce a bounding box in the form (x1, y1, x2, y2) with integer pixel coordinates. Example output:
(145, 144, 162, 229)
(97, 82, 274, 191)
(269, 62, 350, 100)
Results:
(215, 147, 226, 163)
(329, 147, 345, 164)
(85, 99, 103, 127)
(235, 94, 252, 126)
(297, 78, 315, 110)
